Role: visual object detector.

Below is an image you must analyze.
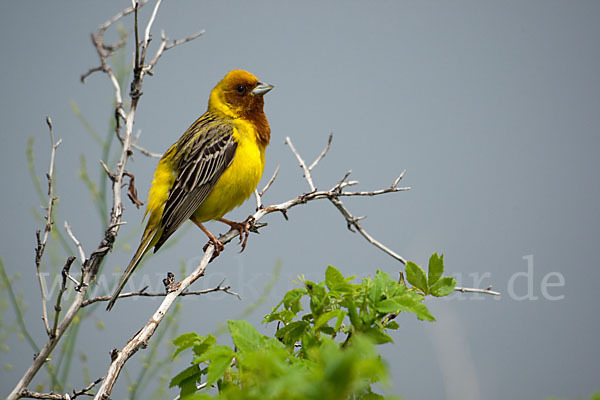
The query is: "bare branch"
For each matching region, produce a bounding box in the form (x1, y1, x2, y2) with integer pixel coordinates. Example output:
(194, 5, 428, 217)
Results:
(99, 1, 147, 35)
(51, 257, 76, 338)
(146, 29, 206, 74)
(34, 117, 62, 337)
(309, 132, 333, 170)
(392, 170, 406, 188)
(327, 195, 408, 264)
(94, 245, 219, 397)
(143, 0, 162, 47)
(81, 281, 240, 307)
(454, 286, 501, 296)
(20, 376, 103, 399)
(255, 165, 280, 209)
(64, 222, 86, 263)
(164, 30, 206, 51)
(285, 136, 316, 192)
(259, 164, 280, 197)
(7, 2, 159, 397)
(99, 159, 114, 180)
(131, 142, 162, 158)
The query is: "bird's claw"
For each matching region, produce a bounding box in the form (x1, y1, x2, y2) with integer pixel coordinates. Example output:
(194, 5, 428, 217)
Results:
(203, 238, 224, 261)
(224, 216, 254, 253)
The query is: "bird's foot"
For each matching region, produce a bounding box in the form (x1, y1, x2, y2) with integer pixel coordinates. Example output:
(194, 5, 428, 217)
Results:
(219, 216, 255, 252)
(203, 237, 224, 261)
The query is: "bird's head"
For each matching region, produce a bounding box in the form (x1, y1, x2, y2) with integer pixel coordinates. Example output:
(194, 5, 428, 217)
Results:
(208, 70, 274, 119)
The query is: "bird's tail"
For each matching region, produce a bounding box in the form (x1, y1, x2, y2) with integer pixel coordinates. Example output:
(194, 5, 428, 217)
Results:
(106, 227, 157, 311)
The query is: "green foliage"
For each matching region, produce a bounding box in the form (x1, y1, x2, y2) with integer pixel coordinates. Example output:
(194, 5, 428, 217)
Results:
(405, 253, 455, 297)
(171, 259, 456, 399)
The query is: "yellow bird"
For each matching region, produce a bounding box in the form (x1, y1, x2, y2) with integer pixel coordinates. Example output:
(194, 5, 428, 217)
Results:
(107, 70, 273, 311)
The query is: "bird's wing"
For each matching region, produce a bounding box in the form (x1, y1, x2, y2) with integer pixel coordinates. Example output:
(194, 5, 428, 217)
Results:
(154, 120, 237, 250)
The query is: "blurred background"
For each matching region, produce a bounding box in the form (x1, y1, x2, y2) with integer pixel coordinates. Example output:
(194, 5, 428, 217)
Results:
(1, 1, 599, 399)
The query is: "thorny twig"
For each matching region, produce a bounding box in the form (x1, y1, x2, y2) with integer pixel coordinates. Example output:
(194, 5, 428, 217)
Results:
(81, 279, 240, 307)
(7, 3, 204, 399)
(34, 117, 62, 337)
(20, 376, 103, 399)
(286, 136, 409, 264)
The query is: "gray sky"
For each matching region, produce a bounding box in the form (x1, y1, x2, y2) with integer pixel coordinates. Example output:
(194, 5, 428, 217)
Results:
(1, 1, 599, 399)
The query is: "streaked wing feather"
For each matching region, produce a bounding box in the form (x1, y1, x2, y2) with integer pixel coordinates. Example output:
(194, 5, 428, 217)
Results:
(154, 121, 237, 250)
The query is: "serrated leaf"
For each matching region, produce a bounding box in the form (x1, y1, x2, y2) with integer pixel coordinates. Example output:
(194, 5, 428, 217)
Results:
(173, 332, 204, 358)
(396, 293, 435, 321)
(413, 302, 435, 321)
(406, 261, 428, 294)
(228, 320, 264, 352)
(192, 335, 216, 358)
(203, 345, 235, 386)
(430, 276, 456, 297)
(428, 253, 444, 286)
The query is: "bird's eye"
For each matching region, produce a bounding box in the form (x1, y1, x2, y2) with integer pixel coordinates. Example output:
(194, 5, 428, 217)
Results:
(236, 85, 246, 94)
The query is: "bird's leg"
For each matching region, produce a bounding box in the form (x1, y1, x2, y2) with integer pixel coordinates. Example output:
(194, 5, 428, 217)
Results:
(191, 217, 224, 257)
(218, 216, 255, 252)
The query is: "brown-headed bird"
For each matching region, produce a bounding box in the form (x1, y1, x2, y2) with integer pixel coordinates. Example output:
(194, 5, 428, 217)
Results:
(107, 70, 273, 310)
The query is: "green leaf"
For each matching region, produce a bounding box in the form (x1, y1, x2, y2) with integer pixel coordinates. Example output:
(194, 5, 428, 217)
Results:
(169, 365, 200, 388)
(396, 293, 435, 322)
(282, 288, 307, 313)
(406, 261, 428, 294)
(364, 327, 394, 344)
(173, 332, 205, 358)
(385, 320, 399, 330)
(325, 265, 345, 288)
(430, 276, 456, 297)
(276, 321, 310, 346)
(308, 283, 327, 317)
(203, 345, 235, 386)
(374, 299, 401, 314)
(179, 376, 200, 398)
(314, 309, 347, 332)
(343, 296, 362, 330)
(228, 320, 264, 352)
(427, 252, 444, 286)
(192, 335, 216, 358)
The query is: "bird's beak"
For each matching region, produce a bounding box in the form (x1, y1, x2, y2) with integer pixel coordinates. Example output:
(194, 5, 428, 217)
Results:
(252, 82, 274, 96)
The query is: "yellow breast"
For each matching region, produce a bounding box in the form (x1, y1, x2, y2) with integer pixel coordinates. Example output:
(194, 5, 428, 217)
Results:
(191, 121, 266, 223)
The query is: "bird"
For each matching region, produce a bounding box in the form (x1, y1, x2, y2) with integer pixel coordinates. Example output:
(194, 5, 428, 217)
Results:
(106, 69, 273, 311)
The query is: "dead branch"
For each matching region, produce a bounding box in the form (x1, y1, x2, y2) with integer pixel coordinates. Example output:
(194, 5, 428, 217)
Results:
(34, 117, 62, 337)
(81, 279, 240, 307)
(20, 377, 103, 399)
(64, 222, 86, 263)
(454, 286, 501, 296)
(6, 2, 203, 398)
